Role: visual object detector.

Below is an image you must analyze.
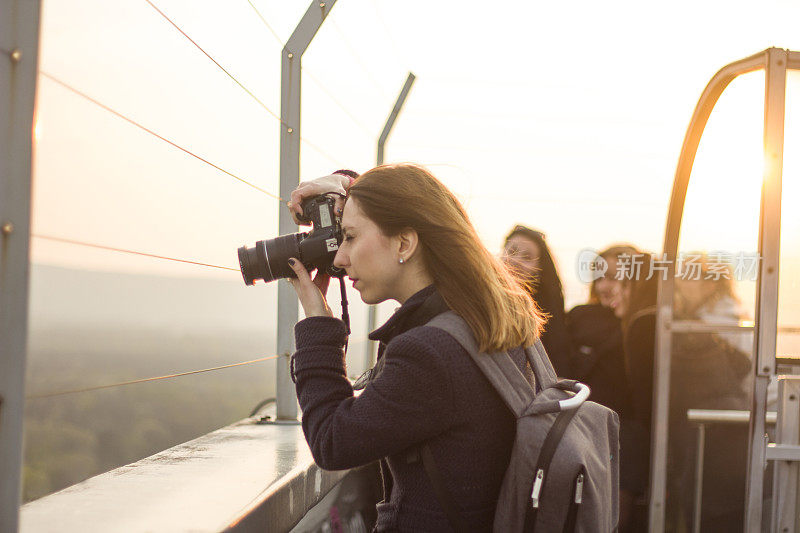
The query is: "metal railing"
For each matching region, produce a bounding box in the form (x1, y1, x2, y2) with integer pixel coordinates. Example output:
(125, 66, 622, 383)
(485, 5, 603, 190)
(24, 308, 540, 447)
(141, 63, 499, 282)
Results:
(686, 409, 778, 533)
(0, 2, 41, 531)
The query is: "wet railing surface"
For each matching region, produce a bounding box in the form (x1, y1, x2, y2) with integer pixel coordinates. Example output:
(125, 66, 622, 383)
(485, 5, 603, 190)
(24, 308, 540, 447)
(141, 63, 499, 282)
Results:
(18, 404, 374, 533)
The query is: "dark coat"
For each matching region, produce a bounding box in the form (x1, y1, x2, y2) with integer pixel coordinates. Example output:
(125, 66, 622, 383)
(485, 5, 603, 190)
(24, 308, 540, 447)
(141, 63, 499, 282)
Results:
(566, 304, 645, 495)
(537, 296, 572, 378)
(566, 304, 632, 418)
(625, 310, 751, 528)
(292, 286, 531, 532)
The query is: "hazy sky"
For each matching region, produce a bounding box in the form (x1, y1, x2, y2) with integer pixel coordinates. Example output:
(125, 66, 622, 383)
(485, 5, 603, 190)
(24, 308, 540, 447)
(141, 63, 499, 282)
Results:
(30, 0, 800, 332)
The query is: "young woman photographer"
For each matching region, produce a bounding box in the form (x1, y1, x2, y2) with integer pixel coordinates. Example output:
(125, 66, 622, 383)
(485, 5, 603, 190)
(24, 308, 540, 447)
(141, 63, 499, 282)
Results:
(285, 163, 545, 531)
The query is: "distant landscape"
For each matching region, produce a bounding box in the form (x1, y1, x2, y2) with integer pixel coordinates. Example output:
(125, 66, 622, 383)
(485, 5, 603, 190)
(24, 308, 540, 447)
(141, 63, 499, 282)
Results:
(22, 264, 280, 502)
(22, 263, 376, 503)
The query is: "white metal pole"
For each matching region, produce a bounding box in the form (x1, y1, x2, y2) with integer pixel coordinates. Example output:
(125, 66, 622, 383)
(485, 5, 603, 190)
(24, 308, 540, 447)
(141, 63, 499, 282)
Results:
(770, 376, 800, 531)
(691, 424, 706, 533)
(376, 73, 416, 167)
(0, 1, 41, 529)
(744, 46, 787, 532)
(276, 0, 337, 421)
(366, 72, 415, 365)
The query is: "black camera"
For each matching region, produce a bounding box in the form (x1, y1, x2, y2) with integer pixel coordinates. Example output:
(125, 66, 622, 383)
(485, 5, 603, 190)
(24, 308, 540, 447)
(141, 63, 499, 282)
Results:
(237, 194, 344, 285)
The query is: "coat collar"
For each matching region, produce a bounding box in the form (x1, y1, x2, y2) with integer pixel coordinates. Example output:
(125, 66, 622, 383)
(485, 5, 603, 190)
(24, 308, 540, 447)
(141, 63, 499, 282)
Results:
(368, 285, 449, 345)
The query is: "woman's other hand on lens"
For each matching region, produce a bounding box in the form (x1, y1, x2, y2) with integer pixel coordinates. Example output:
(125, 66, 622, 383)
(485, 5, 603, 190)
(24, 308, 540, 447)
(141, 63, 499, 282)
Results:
(288, 174, 350, 224)
(287, 258, 332, 318)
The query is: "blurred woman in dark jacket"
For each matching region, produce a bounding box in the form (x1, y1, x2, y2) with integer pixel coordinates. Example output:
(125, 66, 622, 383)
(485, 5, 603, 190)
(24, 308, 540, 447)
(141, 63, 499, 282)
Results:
(502, 225, 571, 375)
(622, 253, 751, 532)
(567, 244, 642, 531)
(567, 245, 638, 426)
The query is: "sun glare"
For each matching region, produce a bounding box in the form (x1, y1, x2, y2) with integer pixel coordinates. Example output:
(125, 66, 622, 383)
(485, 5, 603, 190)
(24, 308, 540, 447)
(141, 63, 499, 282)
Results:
(679, 71, 766, 254)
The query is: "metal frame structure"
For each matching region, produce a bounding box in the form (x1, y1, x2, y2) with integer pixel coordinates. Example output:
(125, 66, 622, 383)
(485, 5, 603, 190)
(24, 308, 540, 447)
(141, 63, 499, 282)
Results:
(686, 410, 779, 533)
(650, 47, 800, 531)
(276, 0, 338, 421)
(366, 72, 416, 364)
(770, 376, 800, 531)
(0, 0, 41, 529)
(376, 73, 416, 167)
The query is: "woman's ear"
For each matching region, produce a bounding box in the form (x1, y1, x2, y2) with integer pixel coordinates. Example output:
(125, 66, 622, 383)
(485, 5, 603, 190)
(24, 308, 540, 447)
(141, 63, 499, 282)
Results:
(397, 228, 420, 261)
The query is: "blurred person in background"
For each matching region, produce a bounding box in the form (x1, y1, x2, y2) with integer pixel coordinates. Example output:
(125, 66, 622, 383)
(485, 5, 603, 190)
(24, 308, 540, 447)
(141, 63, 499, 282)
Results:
(674, 256, 753, 354)
(502, 225, 571, 375)
(623, 253, 751, 532)
(589, 245, 641, 314)
(568, 244, 642, 531)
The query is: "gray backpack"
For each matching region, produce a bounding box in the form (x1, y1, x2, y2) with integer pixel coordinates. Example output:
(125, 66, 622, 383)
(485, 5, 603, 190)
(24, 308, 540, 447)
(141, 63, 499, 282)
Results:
(424, 312, 620, 532)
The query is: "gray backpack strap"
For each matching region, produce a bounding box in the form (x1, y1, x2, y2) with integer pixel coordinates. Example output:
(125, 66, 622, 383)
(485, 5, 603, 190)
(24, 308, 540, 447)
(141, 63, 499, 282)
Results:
(427, 312, 538, 417)
(530, 339, 559, 389)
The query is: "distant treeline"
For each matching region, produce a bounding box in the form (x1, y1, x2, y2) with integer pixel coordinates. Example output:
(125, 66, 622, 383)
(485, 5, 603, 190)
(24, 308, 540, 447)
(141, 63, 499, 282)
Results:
(23, 329, 275, 502)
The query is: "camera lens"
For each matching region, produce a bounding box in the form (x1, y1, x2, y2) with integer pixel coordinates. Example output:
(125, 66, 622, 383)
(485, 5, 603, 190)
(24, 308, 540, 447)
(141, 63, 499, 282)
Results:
(238, 233, 305, 285)
(237, 241, 267, 286)
(264, 233, 304, 280)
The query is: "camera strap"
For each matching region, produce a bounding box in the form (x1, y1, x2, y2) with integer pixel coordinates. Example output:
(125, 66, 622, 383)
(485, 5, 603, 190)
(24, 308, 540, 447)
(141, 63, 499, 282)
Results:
(338, 276, 350, 353)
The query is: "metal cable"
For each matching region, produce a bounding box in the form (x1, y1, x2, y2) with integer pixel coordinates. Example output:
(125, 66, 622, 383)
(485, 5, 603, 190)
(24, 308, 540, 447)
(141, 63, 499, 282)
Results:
(301, 135, 343, 167)
(369, 1, 409, 70)
(33, 234, 240, 272)
(248, 397, 277, 417)
(246, 0, 284, 47)
(145, 0, 341, 166)
(26, 354, 281, 400)
(40, 71, 283, 201)
(303, 68, 374, 139)
(244, 1, 373, 139)
(329, 19, 388, 98)
(145, 0, 280, 122)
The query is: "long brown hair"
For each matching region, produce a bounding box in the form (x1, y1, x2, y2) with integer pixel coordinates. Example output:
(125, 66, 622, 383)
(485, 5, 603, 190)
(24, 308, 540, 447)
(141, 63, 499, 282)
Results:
(348, 163, 544, 352)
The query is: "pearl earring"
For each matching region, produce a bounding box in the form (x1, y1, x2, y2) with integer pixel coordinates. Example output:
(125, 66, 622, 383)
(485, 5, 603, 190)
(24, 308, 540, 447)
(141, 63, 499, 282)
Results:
(399, 257, 404, 264)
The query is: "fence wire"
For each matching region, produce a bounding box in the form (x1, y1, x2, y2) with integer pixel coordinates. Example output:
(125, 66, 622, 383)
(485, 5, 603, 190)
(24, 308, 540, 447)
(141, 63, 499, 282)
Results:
(26, 354, 282, 400)
(145, 0, 342, 166)
(33, 234, 240, 272)
(40, 71, 283, 201)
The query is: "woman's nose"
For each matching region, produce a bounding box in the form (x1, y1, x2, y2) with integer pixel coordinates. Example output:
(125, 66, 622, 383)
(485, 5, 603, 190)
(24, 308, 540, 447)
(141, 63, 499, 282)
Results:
(333, 248, 347, 269)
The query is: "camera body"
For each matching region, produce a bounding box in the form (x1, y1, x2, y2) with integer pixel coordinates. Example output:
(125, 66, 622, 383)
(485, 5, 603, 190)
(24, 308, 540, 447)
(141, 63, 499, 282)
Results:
(238, 194, 343, 285)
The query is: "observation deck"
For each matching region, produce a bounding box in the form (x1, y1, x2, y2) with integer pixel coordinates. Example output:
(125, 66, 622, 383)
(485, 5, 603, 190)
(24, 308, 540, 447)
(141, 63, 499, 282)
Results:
(3, 0, 800, 531)
(19, 404, 381, 532)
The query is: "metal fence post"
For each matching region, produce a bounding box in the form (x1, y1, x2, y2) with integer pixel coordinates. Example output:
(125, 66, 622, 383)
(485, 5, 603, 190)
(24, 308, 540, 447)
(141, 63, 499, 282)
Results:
(376, 73, 416, 167)
(771, 376, 800, 531)
(365, 72, 415, 365)
(0, 0, 41, 529)
(691, 423, 706, 533)
(650, 49, 767, 531)
(744, 47, 787, 531)
(276, 0, 337, 421)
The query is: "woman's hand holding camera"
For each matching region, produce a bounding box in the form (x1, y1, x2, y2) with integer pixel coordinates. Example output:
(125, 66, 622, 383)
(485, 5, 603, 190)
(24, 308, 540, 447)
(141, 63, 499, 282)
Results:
(285, 172, 351, 318)
(288, 173, 350, 224)
(287, 258, 333, 318)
